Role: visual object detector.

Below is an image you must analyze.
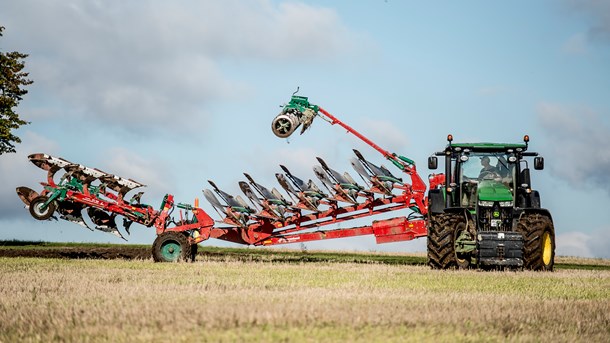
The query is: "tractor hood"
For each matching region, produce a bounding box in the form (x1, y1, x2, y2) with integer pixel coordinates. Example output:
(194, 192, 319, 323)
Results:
(477, 180, 513, 202)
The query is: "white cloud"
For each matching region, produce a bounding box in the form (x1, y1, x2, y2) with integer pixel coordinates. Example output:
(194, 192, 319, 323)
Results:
(556, 231, 593, 257)
(563, 0, 610, 44)
(537, 102, 610, 193)
(358, 118, 409, 154)
(270, 147, 321, 175)
(99, 147, 173, 202)
(588, 229, 610, 258)
(556, 230, 610, 258)
(583, 0, 610, 41)
(1, 0, 362, 132)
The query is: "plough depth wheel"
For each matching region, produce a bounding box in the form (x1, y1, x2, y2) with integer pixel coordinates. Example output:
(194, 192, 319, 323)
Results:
(152, 232, 197, 262)
(29, 196, 57, 220)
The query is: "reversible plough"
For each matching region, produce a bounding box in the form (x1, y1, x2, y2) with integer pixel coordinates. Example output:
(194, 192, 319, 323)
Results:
(17, 94, 431, 262)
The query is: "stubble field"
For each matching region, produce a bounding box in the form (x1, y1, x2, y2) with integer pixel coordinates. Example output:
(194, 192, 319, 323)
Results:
(0, 244, 609, 342)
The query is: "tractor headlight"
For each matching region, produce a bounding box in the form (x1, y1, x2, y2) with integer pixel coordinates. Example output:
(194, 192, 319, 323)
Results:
(499, 201, 513, 207)
(478, 200, 494, 207)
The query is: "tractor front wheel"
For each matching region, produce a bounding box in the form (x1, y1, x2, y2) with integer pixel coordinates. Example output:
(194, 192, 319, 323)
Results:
(152, 232, 197, 262)
(517, 213, 555, 271)
(427, 213, 467, 269)
(29, 196, 57, 220)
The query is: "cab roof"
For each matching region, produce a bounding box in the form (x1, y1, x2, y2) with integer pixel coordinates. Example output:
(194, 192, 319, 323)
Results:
(448, 142, 528, 151)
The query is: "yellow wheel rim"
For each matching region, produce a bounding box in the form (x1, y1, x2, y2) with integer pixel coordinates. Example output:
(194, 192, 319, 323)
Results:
(542, 231, 552, 266)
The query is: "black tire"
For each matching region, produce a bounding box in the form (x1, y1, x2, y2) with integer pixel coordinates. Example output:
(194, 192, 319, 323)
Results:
(427, 213, 468, 269)
(190, 243, 198, 262)
(152, 232, 195, 263)
(517, 213, 555, 271)
(29, 196, 57, 220)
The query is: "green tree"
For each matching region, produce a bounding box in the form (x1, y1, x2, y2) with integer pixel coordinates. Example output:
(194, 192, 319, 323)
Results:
(0, 26, 32, 155)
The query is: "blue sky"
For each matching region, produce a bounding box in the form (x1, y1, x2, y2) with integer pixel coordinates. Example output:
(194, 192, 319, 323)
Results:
(1, 0, 609, 257)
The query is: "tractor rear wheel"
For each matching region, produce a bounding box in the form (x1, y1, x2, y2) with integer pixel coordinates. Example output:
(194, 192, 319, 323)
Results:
(427, 213, 467, 269)
(29, 196, 57, 220)
(517, 213, 555, 271)
(152, 232, 196, 262)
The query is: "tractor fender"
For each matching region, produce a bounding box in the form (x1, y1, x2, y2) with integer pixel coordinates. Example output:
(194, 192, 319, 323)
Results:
(441, 207, 476, 233)
(513, 208, 554, 229)
(427, 188, 445, 215)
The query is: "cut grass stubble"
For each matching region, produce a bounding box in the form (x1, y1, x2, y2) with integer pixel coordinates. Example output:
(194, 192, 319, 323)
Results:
(0, 257, 609, 342)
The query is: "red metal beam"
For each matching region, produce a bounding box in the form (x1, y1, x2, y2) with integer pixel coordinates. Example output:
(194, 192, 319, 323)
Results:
(256, 216, 426, 246)
(259, 192, 413, 233)
(317, 106, 428, 215)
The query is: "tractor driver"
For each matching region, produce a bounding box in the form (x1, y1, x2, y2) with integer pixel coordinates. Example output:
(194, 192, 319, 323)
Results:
(479, 156, 499, 178)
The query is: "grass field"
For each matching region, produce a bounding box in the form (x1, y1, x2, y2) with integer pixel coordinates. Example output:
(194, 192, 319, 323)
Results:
(0, 244, 609, 342)
(2, 240, 610, 270)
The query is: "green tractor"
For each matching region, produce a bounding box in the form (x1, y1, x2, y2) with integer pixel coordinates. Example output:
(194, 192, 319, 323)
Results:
(426, 135, 555, 270)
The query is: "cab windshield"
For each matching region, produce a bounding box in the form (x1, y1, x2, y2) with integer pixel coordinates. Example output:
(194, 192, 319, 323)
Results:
(459, 152, 514, 207)
(460, 153, 512, 181)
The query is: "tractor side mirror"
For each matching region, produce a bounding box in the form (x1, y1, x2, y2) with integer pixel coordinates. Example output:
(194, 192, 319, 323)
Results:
(428, 156, 438, 170)
(534, 156, 544, 170)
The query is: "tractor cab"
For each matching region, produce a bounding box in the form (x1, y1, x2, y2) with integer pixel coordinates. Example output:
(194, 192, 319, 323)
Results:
(458, 152, 514, 210)
(428, 135, 544, 220)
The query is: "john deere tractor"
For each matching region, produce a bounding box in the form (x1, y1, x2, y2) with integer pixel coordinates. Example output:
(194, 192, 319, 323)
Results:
(426, 135, 555, 270)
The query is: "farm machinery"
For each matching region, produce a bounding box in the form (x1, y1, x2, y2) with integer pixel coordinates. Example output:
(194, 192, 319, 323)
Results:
(16, 93, 555, 270)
